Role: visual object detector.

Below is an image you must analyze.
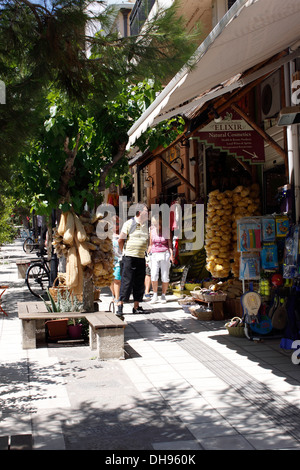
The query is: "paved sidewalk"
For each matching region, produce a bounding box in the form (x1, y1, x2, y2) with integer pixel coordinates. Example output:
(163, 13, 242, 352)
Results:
(1, 239, 300, 451)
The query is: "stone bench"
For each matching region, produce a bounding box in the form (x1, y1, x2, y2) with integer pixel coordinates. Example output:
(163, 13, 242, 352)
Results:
(87, 312, 127, 360)
(17, 302, 127, 360)
(18, 302, 86, 349)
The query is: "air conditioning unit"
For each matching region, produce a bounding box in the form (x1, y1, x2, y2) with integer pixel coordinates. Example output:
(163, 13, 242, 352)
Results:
(261, 71, 281, 121)
(277, 106, 300, 126)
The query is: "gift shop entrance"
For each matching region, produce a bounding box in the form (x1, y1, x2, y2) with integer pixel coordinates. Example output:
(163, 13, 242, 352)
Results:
(192, 104, 299, 346)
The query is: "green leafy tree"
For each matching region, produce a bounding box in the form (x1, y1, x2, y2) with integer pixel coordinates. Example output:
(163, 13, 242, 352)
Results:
(1, 0, 201, 218)
(0, 185, 18, 244)
(16, 78, 164, 215)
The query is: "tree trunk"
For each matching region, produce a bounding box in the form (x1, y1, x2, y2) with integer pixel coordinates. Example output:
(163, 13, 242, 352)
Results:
(58, 134, 81, 200)
(83, 273, 94, 312)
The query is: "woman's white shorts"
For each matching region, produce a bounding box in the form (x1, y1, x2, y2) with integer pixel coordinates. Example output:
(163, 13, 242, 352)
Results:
(151, 251, 170, 283)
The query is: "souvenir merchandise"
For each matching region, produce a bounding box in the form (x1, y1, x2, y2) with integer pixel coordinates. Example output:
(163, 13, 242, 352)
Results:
(205, 184, 261, 279)
(249, 305, 273, 335)
(241, 290, 272, 338)
(239, 252, 260, 280)
(237, 218, 261, 252)
(280, 283, 300, 350)
(262, 217, 276, 242)
(271, 273, 284, 287)
(283, 225, 299, 279)
(275, 216, 289, 237)
(241, 290, 261, 320)
(261, 243, 278, 270)
(269, 295, 288, 330)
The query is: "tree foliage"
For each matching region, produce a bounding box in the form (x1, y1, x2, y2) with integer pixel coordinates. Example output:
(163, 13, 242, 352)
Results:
(0, 186, 18, 244)
(0, 0, 201, 214)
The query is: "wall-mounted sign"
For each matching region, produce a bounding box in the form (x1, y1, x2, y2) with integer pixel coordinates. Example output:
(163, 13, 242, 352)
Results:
(193, 108, 265, 164)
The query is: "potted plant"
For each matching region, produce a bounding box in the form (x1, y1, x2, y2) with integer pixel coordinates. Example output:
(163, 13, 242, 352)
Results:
(41, 290, 85, 340)
(67, 319, 83, 339)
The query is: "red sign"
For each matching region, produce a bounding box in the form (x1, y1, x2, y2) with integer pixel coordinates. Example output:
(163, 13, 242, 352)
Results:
(193, 108, 265, 164)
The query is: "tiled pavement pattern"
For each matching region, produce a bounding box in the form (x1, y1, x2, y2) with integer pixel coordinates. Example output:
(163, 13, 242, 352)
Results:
(148, 315, 300, 442)
(1, 239, 300, 450)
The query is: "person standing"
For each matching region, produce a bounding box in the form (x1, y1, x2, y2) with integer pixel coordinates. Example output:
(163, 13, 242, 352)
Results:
(144, 253, 152, 300)
(149, 213, 174, 304)
(110, 215, 122, 305)
(116, 204, 149, 319)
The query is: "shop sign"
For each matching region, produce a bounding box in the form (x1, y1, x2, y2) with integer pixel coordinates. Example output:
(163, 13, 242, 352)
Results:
(193, 108, 265, 164)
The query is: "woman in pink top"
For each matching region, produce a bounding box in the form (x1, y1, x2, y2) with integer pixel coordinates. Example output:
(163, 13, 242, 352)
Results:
(148, 214, 174, 304)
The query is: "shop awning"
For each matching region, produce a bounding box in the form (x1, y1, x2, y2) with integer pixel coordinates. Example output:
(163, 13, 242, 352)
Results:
(127, 0, 300, 149)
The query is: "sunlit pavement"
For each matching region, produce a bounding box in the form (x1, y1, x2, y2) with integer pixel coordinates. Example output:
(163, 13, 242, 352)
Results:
(1, 239, 300, 450)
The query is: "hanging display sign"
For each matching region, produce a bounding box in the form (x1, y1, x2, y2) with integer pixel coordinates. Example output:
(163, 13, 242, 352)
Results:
(193, 107, 265, 164)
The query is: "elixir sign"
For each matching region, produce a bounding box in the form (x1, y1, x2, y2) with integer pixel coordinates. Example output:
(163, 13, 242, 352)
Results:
(194, 108, 265, 164)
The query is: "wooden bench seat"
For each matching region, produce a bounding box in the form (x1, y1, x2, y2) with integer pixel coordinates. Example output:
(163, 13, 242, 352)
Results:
(86, 312, 127, 360)
(17, 302, 127, 360)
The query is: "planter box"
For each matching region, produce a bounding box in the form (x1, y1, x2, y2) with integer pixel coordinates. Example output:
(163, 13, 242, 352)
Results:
(45, 318, 69, 341)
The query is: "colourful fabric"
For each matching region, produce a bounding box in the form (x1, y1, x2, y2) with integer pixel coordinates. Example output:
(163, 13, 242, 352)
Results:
(113, 264, 121, 281)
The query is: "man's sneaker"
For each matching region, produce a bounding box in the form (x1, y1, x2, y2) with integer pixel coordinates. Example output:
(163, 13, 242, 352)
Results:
(160, 294, 167, 304)
(133, 306, 147, 314)
(144, 293, 151, 299)
(149, 294, 158, 304)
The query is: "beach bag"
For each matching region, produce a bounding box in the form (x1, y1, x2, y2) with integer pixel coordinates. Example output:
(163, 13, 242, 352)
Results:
(269, 295, 287, 330)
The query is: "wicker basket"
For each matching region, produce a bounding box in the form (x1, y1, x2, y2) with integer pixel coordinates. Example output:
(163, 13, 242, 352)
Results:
(189, 305, 213, 321)
(225, 316, 245, 337)
(190, 286, 204, 300)
(178, 295, 196, 306)
(48, 274, 69, 302)
(202, 292, 227, 302)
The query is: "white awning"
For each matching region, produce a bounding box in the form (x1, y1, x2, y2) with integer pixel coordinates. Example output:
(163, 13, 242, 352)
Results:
(127, 0, 300, 149)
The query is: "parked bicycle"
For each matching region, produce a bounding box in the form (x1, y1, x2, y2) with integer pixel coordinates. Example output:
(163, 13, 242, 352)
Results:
(23, 234, 40, 253)
(25, 250, 51, 298)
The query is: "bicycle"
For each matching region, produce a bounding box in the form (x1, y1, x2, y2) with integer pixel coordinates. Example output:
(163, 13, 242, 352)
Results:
(25, 250, 51, 298)
(23, 231, 40, 253)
